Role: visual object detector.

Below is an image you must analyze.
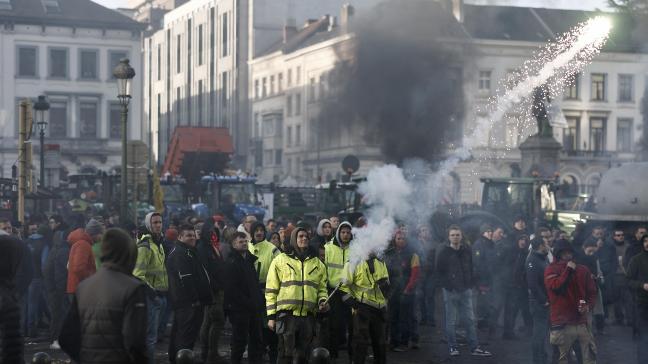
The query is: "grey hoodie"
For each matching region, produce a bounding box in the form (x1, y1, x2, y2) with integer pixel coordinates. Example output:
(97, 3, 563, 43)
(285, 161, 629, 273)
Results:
(334, 221, 354, 247)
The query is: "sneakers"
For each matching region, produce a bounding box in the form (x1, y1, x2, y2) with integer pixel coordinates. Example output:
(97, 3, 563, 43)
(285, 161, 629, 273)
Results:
(449, 347, 460, 356)
(471, 347, 492, 357)
(49, 340, 61, 350)
(392, 345, 408, 352)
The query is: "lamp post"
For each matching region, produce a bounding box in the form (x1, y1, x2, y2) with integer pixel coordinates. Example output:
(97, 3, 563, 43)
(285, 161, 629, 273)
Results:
(113, 58, 135, 222)
(33, 95, 50, 189)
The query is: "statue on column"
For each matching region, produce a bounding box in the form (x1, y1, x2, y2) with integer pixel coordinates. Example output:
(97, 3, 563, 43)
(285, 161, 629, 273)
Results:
(531, 85, 553, 138)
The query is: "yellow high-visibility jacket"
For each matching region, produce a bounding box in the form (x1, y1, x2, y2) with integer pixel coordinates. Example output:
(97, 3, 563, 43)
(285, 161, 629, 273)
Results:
(324, 242, 349, 288)
(248, 240, 279, 285)
(133, 234, 168, 291)
(265, 250, 328, 318)
(340, 258, 389, 310)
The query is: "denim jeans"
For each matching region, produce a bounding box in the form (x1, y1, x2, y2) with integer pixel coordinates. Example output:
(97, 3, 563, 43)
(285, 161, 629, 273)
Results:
(442, 288, 478, 351)
(530, 301, 549, 364)
(419, 277, 436, 324)
(27, 278, 44, 337)
(638, 307, 648, 364)
(147, 295, 167, 364)
(389, 292, 417, 346)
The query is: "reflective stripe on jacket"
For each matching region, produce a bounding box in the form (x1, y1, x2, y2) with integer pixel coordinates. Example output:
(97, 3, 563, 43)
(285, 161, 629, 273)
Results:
(324, 242, 349, 288)
(341, 259, 389, 310)
(265, 252, 327, 318)
(248, 240, 279, 284)
(133, 234, 168, 291)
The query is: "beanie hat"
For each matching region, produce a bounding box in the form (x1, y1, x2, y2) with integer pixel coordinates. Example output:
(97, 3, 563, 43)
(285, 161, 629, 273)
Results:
(479, 224, 493, 235)
(85, 219, 104, 236)
(530, 237, 545, 250)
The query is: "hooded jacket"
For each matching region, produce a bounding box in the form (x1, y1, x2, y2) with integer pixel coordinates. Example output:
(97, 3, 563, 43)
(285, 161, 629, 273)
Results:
(627, 249, 648, 307)
(309, 219, 332, 250)
(436, 242, 474, 292)
(27, 227, 50, 279)
(66, 228, 97, 294)
(472, 235, 497, 287)
(544, 257, 598, 326)
(133, 212, 168, 292)
(166, 239, 213, 308)
(324, 222, 352, 288)
(0, 236, 24, 363)
(60, 229, 148, 364)
(248, 221, 279, 286)
(197, 218, 225, 294)
(224, 248, 264, 313)
(43, 222, 70, 296)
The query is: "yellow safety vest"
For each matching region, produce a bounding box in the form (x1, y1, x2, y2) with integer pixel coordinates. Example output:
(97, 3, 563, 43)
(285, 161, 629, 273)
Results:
(265, 252, 328, 317)
(248, 240, 279, 284)
(133, 234, 168, 291)
(324, 242, 349, 288)
(340, 259, 389, 310)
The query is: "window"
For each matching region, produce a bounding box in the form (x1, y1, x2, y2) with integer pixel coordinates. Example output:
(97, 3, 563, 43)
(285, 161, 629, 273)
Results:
(591, 73, 606, 101)
(79, 102, 98, 138)
(589, 117, 606, 152)
(278, 73, 283, 92)
(79, 50, 98, 80)
(42, 0, 61, 13)
(565, 73, 579, 99)
(263, 118, 275, 136)
(563, 117, 579, 152)
(275, 150, 283, 165)
(176, 87, 181, 124)
(270, 75, 275, 95)
(286, 95, 293, 116)
(287, 126, 292, 146)
(296, 66, 301, 85)
(17, 46, 37, 77)
(49, 48, 68, 78)
(287, 157, 292, 174)
(222, 72, 228, 103)
(262, 77, 267, 97)
(0, 0, 12, 10)
(198, 80, 203, 124)
(617, 118, 632, 152)
(109, 103, 121, 139)
(157, 44, 161, 81)
(319, 74, 326, 98)
(618, 74, 634, 102)
(309, 77, 316, 101)
(287, 69, 292, 87)
(296, 124, 301, 145)
(295, 93, 302, 115)
(222, 13, 229, 57)
(478, 70, 491, 91)
(264, 150, 273, 166)
(198, 24, 204, 66)
(176, 34, 181, 73)
(254, 113, 260, 138)
(108, 50, 127, 79)
(49, 101, 67, 138)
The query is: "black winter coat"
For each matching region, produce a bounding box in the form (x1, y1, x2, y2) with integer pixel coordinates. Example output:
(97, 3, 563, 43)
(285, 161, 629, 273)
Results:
(0, 235, 25, 363)
(197, 239, 225, 294)
(627, 250, 648, 307)
(436, 244, 474, 292)
(43, 229, 70, 294)
(15, 242, 33, 297)
(167, 242, 212, 308)
(472, 236, 497, 287)
(597, 240, 617, 276)
(59, 267, 148, 364)
(526, 251, 549, 305)
(26, 233, 49, 279)
(224, 251, 264, 313)
(502, 245, 529, 289)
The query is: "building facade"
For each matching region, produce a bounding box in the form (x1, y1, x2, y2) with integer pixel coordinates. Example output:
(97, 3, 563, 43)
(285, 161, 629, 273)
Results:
(0, 0, 144, 186)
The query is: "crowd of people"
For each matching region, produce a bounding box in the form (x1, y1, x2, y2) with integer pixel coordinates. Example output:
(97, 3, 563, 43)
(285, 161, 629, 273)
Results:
(0, 211, 647, 364)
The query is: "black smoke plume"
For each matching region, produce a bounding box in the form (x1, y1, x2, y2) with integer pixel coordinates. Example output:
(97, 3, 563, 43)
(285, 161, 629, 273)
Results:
(318, 0, 469, 163)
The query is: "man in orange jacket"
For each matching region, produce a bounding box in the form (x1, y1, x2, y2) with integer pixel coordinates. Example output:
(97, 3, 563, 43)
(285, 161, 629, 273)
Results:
(66, 219, 104, 294)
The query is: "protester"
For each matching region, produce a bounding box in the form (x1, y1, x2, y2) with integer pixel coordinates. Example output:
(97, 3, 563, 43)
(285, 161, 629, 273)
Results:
(238, 215, 257, 241)
(66, 223, 100, 295)
(266, 227, 329, 364)
(133, 212, 168, 364)
(472, 224, 498, 335)
(341, 252, 390, 364)
(166, 224, 212, 364)
(310, 219, 333, 250)
(43, 214, 70, 350)
(224, 231, 264, 364)
(610, 229, 633, 325)
(0, 235, 25, 363)
(25, 225, 50, 338)
(544, 239, 598, 364)
(537, 227, 555, 263)
(329, 215, 340, 231)
(417, 225, 437, 327)
(626, 234, 648, 363)
(577, 238, 606, 334)
(502, 233, 532, 340)
(386, 229, 420, 351)
(436, 225, 492, 357)
(322, 221, 353, 360)
(526, 237, 550, 364)
(197, 218, 226, 363)
(266, 219, 277, 235)
(59, 228, 148, 364)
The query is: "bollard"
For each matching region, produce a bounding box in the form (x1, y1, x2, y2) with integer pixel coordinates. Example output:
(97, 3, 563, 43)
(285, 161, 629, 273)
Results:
(32, 352, 51, 364)
(176, 349, 195, 364)
(311, 347, 331, 364)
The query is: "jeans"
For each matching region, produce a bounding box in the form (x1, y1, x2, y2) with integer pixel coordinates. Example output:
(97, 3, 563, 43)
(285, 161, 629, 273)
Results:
(389, 292, 417, 346)
(442, 288, 479, 351)
(530, 301, 549, 364)
(638, 306, 648, 363)
(420, 278, 436, 324)
(199, 292, 225, 363)
(549, 324, 596, 364)
(504, 287, 532, 336)
(169, 305, 205, 364)
(146, 295, 166, 364)
(27, 278, 44, 337)
(229, 310, 263, 364)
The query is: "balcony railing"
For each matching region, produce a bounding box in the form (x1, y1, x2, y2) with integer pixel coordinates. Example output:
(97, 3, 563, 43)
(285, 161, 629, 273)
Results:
(562, 150, 617, 158)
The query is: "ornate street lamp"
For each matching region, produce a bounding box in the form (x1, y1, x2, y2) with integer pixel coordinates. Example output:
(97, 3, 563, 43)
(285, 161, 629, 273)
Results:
(33, 95, 50, 188)
(113, 58, 135, 221)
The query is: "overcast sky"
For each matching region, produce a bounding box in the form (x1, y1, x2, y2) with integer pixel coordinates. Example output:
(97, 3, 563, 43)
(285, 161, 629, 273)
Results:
(92, 0, 611, 10)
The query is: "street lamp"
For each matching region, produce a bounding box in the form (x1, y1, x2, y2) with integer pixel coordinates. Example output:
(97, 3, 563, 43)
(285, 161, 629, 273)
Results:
(33, 95, 50, 188)
(113, 58, 135, 222)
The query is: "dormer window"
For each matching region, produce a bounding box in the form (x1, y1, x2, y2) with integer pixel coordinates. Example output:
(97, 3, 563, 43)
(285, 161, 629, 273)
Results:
(42, 0, 61, 14)
(0, 0, 12, 11)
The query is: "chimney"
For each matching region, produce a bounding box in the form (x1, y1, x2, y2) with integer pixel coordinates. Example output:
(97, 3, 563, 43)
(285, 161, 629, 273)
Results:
(340, 3, 354, 33)
(283, 18, 297, 43)
(328, 15, 336, 32)
(451, 0, 464, 23)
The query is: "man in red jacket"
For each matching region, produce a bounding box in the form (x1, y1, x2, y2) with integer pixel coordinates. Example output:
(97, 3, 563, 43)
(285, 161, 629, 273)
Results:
(66, 219, 104, 294)
(544, 239, 598, 364)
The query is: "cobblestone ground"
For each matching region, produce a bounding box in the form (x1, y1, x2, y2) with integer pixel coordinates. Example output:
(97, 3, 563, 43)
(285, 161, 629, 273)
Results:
(25, 319, 638, 363)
